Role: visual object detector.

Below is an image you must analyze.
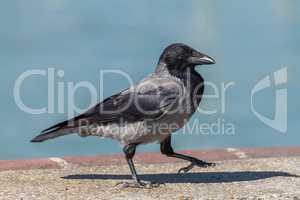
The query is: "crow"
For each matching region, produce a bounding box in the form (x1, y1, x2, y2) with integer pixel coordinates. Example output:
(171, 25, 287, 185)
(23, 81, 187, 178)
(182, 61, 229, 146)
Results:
(31, 43, 216, 188)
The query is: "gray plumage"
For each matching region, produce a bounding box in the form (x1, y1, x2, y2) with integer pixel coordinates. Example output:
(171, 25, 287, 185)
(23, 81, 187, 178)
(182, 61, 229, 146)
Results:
(31, 43, 216, 188)
(32, 43, 214, 145)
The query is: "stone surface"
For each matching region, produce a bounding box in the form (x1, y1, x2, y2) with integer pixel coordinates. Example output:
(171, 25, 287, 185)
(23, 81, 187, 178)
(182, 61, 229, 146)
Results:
(1, 147, 300, 171)
(0, 158, 58, 171)
(0, 156, 299, 200)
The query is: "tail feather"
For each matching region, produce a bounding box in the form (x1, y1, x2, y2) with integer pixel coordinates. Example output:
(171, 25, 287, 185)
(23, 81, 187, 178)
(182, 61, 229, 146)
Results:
(31, 121, 78, 143)
(31, 129, 74, 143)
(41, 119, 75, 133)
(32, 113, 88, 142)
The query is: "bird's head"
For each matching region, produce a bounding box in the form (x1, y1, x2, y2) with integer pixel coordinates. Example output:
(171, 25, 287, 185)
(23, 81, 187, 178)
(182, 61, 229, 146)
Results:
(157, 43, 215, 72)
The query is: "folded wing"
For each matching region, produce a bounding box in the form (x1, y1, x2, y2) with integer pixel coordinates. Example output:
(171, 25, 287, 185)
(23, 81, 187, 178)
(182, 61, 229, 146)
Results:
(31, 76, 183, 142)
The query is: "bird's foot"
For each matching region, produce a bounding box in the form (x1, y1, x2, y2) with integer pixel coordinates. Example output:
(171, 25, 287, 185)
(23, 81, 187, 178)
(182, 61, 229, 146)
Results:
(116, 180, 160, 189)
(178, 160, 216, 174)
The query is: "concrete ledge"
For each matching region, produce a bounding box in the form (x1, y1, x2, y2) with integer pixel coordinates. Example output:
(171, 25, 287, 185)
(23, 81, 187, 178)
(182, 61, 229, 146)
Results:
(0, 158, 58, 171)
(1, 154, 299, 199)
(1, 147, 300, 171)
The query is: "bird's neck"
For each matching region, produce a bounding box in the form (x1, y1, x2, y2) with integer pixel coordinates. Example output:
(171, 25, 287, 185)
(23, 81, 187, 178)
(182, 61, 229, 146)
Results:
(155, 62, 199, 80)
(155, 62, 185, 76)
(155, 62, 204, 108)
(155, 62, 170, 74)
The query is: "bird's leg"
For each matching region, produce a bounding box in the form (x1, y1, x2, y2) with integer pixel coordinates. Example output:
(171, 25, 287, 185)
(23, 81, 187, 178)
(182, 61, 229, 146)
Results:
(160, 135, 216, 174)
(117, 144, 159, 188)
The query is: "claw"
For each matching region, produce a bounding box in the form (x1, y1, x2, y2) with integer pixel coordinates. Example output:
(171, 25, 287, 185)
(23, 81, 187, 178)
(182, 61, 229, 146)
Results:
(177, 161, 216, 174)
(177, 163, 195, 174)
(116, 180, 160, 189)
(207, 162, 216, 167)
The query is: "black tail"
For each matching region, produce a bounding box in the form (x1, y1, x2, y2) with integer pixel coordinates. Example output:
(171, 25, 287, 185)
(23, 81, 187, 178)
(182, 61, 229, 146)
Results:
(31, 119, 77, 143)
(30, 130, 74, 143)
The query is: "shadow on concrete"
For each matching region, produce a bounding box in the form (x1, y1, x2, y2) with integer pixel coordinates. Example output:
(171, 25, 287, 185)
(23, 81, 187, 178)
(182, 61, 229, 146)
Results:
(63, 171, 299, 184)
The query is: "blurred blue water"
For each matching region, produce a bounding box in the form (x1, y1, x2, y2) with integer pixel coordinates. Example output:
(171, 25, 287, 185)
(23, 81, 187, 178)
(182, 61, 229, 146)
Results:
(0, 0, 299, 159)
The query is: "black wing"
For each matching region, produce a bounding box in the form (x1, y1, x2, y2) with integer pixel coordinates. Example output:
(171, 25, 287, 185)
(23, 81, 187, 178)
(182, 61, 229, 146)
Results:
(41, 77, 183, 133)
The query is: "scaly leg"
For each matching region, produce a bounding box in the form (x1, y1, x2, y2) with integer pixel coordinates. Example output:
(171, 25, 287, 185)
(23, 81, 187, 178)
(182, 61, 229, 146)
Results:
(117, 144, 159, 188)
(160, 135, 216, 173)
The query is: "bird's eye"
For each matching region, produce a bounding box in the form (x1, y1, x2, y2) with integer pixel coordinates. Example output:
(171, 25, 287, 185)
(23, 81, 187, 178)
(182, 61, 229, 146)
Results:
(192, 51, 198, 56)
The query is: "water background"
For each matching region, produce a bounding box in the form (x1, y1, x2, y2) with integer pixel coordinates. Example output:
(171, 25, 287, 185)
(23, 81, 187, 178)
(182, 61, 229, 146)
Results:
(0, 0, 299, 159)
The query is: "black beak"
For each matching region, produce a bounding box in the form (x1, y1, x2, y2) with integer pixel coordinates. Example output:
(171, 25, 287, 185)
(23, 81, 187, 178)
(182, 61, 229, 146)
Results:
(188, 54, 216, 65)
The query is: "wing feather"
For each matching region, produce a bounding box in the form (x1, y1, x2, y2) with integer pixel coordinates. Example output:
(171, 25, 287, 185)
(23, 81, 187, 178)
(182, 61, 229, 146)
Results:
(42, 76, 182, 131)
